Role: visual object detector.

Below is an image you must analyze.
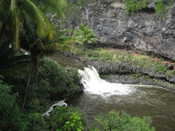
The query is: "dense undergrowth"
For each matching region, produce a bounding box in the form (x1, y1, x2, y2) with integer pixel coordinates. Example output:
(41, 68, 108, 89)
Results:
(38, 57, 82, 100)
(0, 57, 82, 130)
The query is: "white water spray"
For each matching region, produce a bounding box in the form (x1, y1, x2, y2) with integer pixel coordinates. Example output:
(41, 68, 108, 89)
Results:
(78, 66, 135, 97)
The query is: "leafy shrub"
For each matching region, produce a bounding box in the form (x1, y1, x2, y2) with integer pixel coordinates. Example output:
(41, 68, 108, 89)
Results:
(124, 0, 149, 13)
(26, 113, 49, 131)
(124, 0, 172, 15)
(48, 106, 85, 131)
(38, 57, 82, 100)
(73, 24, 97, 44)
(25, 106, 84, 131)
(155, 0, 167, 15)
(44, 24, 97, 52)
(53, 29, 75, 50)
(94, 111, 155, 131)
(26, 107, 84, 131)
(0, 81, 27, 131)
(24, 106, 85, 131)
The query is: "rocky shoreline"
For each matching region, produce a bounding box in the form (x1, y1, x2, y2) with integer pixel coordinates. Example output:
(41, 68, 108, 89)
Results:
(86, 60, 175, 83)
(51, 48, 175, 89)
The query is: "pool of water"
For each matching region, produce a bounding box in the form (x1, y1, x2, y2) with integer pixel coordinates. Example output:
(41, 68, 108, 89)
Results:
(70, 86, 175, 131)
(69, 67, 175, 131)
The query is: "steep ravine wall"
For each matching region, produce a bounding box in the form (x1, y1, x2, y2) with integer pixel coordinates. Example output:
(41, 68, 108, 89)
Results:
(83, 0, 175, 60)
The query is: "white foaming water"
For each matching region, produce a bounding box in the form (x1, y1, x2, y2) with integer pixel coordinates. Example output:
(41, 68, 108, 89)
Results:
(78, 66, 135, 97)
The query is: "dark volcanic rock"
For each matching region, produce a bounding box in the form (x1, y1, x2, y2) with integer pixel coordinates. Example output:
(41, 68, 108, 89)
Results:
(83, 0, 175, 60)
(85, 60, 175, 83)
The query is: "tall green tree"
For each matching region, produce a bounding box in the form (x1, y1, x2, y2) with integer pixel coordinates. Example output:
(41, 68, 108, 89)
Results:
(0, 0, 70, 107)
(0, 0, 68, 67)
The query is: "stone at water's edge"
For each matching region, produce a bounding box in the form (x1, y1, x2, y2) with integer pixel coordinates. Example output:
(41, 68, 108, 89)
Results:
(42, 100, 67, 117)
(82, 0, 175, 60)
(86, 60, 175, 84)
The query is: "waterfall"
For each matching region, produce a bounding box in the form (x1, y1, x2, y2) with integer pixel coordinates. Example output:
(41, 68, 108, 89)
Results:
(78, 66, 135, 97)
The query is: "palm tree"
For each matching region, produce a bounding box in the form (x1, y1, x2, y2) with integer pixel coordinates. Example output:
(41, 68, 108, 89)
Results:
(0, 0, 68, 68)
(0, 0, 69, 106)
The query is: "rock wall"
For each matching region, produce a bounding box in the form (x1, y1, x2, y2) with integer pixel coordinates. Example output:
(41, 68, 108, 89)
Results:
(83, 0, 175, 60)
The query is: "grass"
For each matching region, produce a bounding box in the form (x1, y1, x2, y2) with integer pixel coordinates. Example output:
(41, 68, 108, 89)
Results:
(124, 0, 173, 16)
(124, 0, 149, 13)
(86, 49, 167, 71)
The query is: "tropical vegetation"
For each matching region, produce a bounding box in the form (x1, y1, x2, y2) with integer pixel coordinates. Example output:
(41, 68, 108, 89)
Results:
(124, 0, 173, 14)
(1, 0, 173, 130)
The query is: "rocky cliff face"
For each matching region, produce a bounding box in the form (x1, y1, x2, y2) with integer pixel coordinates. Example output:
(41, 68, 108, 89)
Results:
(83, 0, 175, 60)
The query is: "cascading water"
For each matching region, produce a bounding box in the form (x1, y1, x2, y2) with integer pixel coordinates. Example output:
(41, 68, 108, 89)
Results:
(78, 66, 135, 97)
(70, 66, 175, 131)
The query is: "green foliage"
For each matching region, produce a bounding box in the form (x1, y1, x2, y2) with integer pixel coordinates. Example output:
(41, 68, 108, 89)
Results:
(24, 0, 55, 39)
(53, 29, 75, 50)
(0, 0, 60, 50)
(26, 112, 48, 131)
(124, 0, 149, 13)
(89, 128, 100, 131)
(0, 0, 73, 64)
(25, 106, 84, 131)
(73, 24, 97, 44)
(44, 24, 97, 51)
(49, 106, 85, 131)
(124, 0, 172, 14)
(25, 107, 85, 131)
(0, 79, 83, 131)
(0, 81, 27, 131)
(51, 24, 97, 50)
(0, 78, 83, 131)
(0, 57, 82, 111)
(94, 111, 155, 131)
(37, 57, 82, 100)
(155, 0, 168, 15)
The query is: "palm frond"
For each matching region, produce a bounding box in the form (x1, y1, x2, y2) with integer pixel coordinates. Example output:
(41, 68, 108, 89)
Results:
(35, 0, 68, 18)
(23, 0, 55, 39)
